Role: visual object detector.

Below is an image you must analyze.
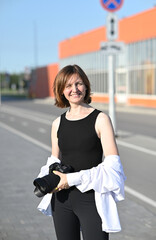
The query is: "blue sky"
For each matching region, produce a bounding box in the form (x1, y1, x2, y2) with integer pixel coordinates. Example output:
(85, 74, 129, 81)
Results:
(0, 0, 156, 73)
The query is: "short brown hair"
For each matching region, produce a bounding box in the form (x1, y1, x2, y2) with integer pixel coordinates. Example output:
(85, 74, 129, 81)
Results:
(53, 65, 92, 108)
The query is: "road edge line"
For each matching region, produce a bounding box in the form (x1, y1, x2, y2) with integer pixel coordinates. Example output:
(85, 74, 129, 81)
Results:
(0, 122, 51, 152)
(117, 140, 156, 156)
(125, 186, 156, 208)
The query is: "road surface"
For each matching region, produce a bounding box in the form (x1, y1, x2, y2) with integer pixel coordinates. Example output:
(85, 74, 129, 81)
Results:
(0, 98, 156, 239)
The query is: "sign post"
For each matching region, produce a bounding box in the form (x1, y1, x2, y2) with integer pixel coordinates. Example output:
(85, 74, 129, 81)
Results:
(100, 0, 124, 135)
(0, 58, 1, 107)
(108, 54, 116, 132)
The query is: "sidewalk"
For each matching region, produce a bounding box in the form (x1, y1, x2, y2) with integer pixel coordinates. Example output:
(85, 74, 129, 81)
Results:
(0, 125, 156, 240)
(33, 97, 156, 115)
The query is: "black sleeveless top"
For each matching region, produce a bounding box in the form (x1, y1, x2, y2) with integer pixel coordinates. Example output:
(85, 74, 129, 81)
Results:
(57, 109, 103, 172)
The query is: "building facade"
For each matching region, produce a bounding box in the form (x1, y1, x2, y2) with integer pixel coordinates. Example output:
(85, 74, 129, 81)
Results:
(59, 7, 156, 107)
(30, 7, 156, 107)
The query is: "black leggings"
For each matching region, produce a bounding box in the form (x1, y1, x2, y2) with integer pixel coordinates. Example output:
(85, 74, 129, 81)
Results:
(51, 187, 109, 240)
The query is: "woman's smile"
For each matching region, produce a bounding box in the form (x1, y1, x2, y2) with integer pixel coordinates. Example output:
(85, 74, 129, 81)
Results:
(71, 93, 81, 97)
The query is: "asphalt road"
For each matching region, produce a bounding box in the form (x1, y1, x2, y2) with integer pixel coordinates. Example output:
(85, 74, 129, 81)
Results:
(3, 97, 156, 138)
(0, 98, 156, 240)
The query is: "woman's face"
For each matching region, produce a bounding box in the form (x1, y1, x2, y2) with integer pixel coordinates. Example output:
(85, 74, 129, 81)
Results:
(63, 74, 86, 105)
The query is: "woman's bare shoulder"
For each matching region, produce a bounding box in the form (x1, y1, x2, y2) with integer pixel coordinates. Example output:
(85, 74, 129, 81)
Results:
(52, 116, 61, 130)
(97, 111, 110, 123)
(96, 111, 113, 133)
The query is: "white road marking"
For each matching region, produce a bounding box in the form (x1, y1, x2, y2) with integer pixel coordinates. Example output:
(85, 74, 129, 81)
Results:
(117, 140, 156, 156)
(22, 121, 28, 127)
(0, 113, 5, 118)
(125, 186, 156, 208)
(1, 106, 52, 125)
(9, 116, 15, 122)
(0, 122, 51, 152)
(38, 127, 46, 133)
(0, 121, 156, 208)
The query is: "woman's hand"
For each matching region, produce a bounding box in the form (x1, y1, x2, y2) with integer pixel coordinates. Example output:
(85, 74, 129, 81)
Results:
(53, 171, 69, 192)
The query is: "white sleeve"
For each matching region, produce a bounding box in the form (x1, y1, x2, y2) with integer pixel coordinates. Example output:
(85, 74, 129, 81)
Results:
(36, 155, 61, 217)
(67, 155, 126, 201)
(37, 155, 61, 178)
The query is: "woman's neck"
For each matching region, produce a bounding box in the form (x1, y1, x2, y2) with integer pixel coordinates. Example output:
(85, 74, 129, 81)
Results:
(69, 103, 89, 114)
(66, 103, 94, 119)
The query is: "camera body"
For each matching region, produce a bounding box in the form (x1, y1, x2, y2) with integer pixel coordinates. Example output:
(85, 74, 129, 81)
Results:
(33, 162, 73, 198)
(49, 162, 73, 174)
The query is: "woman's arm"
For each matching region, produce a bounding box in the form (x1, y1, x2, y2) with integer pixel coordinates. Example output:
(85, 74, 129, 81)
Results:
(51, 117, 61, 159)
(51, 117, 70, 191)
(95, 112, 119, 156)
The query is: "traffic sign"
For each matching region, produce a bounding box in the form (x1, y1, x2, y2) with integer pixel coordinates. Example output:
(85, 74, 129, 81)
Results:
(106, 13, 118, 41)
(101, 41, 125, 54)
(100, 0, 124, 12)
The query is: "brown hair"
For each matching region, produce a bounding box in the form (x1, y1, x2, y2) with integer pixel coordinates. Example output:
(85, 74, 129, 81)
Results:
(53, 65, 92, 108)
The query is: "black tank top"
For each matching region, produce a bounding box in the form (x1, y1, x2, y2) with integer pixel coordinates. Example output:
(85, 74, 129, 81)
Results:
(57, 109, 103, 172)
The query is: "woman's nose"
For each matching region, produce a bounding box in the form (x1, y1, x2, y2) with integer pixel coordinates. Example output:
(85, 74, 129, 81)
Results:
(72, 84, 78, 92)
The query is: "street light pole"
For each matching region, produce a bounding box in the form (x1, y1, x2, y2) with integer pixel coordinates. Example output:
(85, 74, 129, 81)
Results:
(33, 21, 38, 68)
(33, 21, 38, 97)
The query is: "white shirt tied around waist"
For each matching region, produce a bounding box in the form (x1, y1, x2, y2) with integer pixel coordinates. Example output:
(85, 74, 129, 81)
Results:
(36, 155, 126, 233)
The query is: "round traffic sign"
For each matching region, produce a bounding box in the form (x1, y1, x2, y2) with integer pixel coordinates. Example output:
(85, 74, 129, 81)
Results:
(100, 0, 124, 12)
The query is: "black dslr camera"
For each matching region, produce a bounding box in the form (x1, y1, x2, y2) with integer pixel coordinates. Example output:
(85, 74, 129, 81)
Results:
(33, 163, 73, 197)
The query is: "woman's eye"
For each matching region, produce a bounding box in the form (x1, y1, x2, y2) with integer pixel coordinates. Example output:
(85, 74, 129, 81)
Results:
(66, 84, 71, 88)
(77, 82, 83, 85)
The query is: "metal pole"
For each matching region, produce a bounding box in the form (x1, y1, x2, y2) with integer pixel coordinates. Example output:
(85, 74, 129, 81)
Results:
(0, 73, 1, 107)
(0, 57, 1, 107)
(34, 21, 38, 68)
(33, 21, 38, 97)
(108, 54, 116, 134)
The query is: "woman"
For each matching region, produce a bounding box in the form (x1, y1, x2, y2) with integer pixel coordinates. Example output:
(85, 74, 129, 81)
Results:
(37, 64, 125, 240)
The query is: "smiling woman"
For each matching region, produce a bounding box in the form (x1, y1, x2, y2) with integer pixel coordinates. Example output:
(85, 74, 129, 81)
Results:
(53, 64, 91, 108)
(36, 64, 125, 240)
